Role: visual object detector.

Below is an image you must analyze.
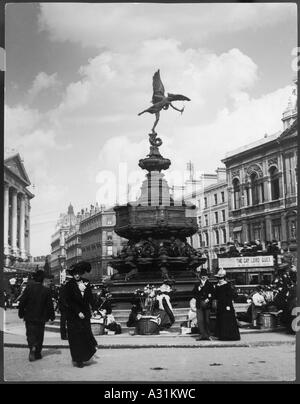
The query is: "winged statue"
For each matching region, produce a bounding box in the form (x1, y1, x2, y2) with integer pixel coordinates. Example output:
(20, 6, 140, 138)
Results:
(138, 70, 191, 134)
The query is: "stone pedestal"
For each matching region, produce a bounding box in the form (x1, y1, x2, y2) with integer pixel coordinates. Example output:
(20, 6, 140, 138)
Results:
(109, 131, 206, 307)
(137, 171, 171, 207)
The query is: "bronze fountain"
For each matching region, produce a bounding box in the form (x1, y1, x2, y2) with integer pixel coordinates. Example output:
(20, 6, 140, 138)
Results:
(108, 70, 206, 306)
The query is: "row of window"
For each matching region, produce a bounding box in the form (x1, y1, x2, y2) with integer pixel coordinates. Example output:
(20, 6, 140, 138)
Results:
(82, 243, 101, 253)
(232, 170, 280, 209)
(67, 249, 82, 258)
(233, 218, 297, 244)
(66, 237, 81, 248)
(199, 228, 227, 247)
(80, 217, 114, 233)
(203, 191, 225, 208)
(81, 245, 113, 256)
(232, 158, 297, 210)
(199, 210, 226, 227)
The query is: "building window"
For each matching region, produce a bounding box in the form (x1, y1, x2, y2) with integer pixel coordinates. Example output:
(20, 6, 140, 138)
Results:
(272, 219, 281, 241)
(214, 194, 218, 205)
(215, 212, 218, 224)
(233, 178, 241, 210)
(107, 231, 113, 241)
(285, 154, 296, 195)
(222, 228, 227, 244)
(199, 233, 203, 247)
(107, 265, 114, 276)
(198, 216, 201, 225)
(204, 232, 209, 247)
(221, 191, 225, 203)
(215, 230, 220, 245)
(204, 197, 208, 209)
(250, 173, 260, 205)
(290, 220, 296, 240)
(222, 210, 226, 222)
(204, 215, 208, 226)
(233, 231, 242, 244)
(107, 246, 113, 255)
(106, 216, 113, 225)
(253, 223, 262, 241)
(270, 166, 280, 200)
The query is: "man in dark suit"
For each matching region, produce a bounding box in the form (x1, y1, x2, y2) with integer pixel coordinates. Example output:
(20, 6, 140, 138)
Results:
(192, 268, 215, 341)
(18, 270, 55, 361)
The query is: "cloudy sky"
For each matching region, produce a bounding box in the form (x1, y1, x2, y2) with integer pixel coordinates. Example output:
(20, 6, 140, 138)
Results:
(5, 3, 297, 256)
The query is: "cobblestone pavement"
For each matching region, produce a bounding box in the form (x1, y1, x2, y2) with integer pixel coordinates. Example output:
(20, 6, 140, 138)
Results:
(4, 345, 295, 382)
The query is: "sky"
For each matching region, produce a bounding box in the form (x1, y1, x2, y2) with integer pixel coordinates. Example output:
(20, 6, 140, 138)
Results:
(4, 3, 297, 256)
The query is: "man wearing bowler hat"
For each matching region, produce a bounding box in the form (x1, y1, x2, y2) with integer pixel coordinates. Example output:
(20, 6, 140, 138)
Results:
(18, 270, 55, 361)
(192, 268, 215, 341)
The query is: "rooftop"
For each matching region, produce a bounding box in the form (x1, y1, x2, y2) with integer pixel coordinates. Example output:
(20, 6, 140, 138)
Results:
(223, 131, 281, 161)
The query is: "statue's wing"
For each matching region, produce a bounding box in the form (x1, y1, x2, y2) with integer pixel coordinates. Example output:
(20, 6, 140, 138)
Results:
(167, 93, 191, 102)
(152, 70, 165, 104)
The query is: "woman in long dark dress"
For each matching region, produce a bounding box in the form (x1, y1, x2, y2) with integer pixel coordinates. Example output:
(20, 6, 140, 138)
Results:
(215, 268, 240, 341)
(65, 261, 98, 368)
(156, 282, 175, 330)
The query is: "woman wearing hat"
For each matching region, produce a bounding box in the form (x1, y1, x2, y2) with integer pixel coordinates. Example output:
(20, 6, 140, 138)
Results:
(214, 268, 240, 341)
(64, 261, 98, 368)
(156, 281, 175, 330)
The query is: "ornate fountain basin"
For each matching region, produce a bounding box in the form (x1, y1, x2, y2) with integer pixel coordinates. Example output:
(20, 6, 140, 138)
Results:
(114, 204, 198, 239)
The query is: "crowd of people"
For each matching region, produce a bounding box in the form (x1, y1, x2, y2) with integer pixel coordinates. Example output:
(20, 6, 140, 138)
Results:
(10, 255, 296, 368)
(245, 263, 297, 332)
(218, 239, 282, 258)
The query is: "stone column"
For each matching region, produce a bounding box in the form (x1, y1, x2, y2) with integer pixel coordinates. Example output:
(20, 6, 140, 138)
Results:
(19, 194, 26, 259)
(4, 184, 10, 255)
(27, 201, 31, 256)
(265, 215, 272, 242)
(248, 184, 253, 206)
(242, 220, 248, 243)
(231, 189, 235, 210)
(11, 188, 18, 255)
(267, 179, 272, 201)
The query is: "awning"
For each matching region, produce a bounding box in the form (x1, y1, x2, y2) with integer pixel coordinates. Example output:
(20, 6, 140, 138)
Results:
(233, 226, 242, 232)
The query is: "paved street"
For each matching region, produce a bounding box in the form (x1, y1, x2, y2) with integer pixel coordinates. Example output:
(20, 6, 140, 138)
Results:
(3, 308, 296, 382)
(4, 345, 295, 382)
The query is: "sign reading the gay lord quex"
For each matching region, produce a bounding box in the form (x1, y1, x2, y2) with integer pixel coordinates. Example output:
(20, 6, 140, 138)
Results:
(218, 256, 274, 268)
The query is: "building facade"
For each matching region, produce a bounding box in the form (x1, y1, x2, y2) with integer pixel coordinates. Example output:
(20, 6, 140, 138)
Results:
(65, 223, 82, 270)
(185, 168, 229, 272)
(222, 102, 297, 261)
(79, 206, 124, 283)
(4, 153, 34, 268)
(50, 204, 77, 281)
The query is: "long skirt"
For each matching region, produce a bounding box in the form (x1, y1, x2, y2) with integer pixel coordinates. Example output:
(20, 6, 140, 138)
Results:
(215, 309, 240, 341)
(67, 318, 97, 363)
(159, 310, 173, 330)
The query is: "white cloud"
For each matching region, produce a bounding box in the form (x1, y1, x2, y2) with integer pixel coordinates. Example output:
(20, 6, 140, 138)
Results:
(28, 71, 61, 101)
(6, 8, 295, 255)
(5, 104, 69, 255)
(38, 3, 296, 51)
(41, 38, 291, 200)
(54, 39, 258, 132)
